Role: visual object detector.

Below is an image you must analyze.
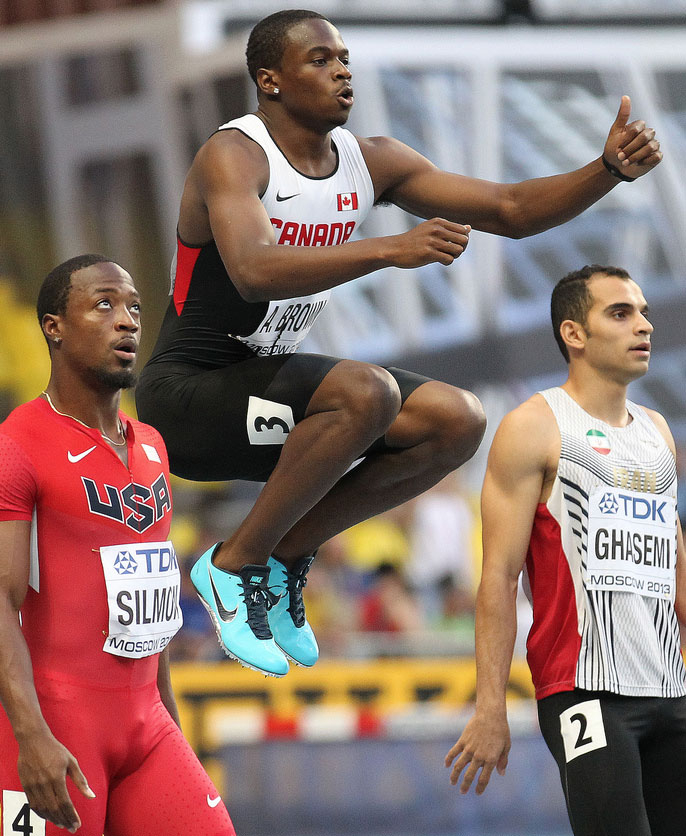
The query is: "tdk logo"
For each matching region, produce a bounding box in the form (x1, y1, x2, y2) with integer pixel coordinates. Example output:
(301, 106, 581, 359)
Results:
(601, 493, 668, 522)
(114, 551, 138, 575)
(112, 545, 179, 576)
(598, 493, 619, 515)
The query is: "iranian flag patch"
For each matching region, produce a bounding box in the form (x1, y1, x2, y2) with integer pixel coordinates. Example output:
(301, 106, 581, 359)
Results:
(586, 429, 611, 455)
(337, 192, 358, 211)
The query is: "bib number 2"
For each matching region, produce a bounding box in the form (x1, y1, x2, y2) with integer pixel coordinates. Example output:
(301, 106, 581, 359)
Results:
(559, 699, 607, 763)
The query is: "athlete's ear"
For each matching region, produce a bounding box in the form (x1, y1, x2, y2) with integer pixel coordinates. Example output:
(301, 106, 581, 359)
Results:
(560, 319, 587, 355)
(42, 313, 63, 344)
(256, 68, 280, 98)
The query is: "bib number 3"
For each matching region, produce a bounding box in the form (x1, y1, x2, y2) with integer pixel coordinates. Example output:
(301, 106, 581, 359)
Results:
(247, 396, 295, 446)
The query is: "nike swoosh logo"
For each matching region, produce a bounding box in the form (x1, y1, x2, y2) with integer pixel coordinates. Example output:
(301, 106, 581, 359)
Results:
(267, 587, 288, 607)
(207, 794, 222, 808)
(276, 192, 299, 202)
(209, 569, 238, 622)
(67, 446, 97, 463)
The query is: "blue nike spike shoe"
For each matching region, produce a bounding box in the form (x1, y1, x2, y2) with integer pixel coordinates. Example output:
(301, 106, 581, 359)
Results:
(267, 555, 319, 667)
(190, 544, 289, 677)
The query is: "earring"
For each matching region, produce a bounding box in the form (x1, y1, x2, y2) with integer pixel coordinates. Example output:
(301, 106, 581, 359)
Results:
(273, 87, 279, 95)
(53, 337, 61, 345)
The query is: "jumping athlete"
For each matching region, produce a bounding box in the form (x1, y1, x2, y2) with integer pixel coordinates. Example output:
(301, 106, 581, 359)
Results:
(0, 255, 235, 835)
(445, 266, 686, 835)
(135, 9, 664, 678)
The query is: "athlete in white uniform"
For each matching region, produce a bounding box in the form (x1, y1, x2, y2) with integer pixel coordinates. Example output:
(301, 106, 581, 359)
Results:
(136, 9, 664, 678)
(529, 387, 683, 699)
(220, 113, 374, 356)
(446, 265, 686, 836)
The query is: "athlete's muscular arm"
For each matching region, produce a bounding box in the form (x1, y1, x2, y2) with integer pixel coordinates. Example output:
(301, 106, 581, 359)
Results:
(643, 408, 686, 625)
(445, 397, 559, 794)
(0, 520, 94, 833)
(180, 130, 470, 302)
(363, 96, 661, 239)
(157, 648, 181, 727)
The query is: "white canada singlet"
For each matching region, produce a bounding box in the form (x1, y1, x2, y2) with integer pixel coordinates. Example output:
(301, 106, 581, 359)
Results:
(525, 387, 686, 699)
(216, 113, 374, 356)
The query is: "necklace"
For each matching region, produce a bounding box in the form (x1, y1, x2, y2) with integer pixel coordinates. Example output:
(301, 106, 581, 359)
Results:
(42, 390, 127, 447)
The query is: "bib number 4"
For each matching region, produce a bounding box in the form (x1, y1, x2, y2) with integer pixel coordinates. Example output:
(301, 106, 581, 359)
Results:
(2, 792, 45, 836)
(12, 804, 33, 836)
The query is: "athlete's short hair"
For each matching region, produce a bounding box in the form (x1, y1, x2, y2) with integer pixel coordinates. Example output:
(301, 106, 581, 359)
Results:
(551, 264, 631, 362)
(37, 253, 117, 339)
(246, 9, 328, 84)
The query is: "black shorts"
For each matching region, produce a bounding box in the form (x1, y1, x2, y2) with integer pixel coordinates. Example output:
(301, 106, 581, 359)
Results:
(537, 688, 686, 836)
(135, 353, 431, 482)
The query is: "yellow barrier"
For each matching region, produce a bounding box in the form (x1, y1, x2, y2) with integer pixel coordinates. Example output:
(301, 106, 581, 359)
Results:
(171, 658, 535, 755)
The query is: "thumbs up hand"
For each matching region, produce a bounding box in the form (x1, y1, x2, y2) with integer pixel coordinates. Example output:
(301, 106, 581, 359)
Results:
(603, 95, 662, 180)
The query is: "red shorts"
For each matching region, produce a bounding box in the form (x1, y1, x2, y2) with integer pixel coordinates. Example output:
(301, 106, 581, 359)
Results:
(0, 676, 235, 836)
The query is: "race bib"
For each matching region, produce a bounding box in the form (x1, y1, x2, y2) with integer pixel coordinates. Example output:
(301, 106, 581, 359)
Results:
(100, 540, 182, 658)
(246, 396, 294, 446)
(2, 791, 46, 836)
(229, 291, 330, 356)
(586, 486, 676, 600)
(559, 699, 607, 763)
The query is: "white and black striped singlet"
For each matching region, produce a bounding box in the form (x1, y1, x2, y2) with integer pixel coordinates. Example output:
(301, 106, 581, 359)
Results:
(525, 387, 686, 700)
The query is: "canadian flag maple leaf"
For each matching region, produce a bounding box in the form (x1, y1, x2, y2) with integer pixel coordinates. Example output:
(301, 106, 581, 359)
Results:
(337, 192, 358, 211)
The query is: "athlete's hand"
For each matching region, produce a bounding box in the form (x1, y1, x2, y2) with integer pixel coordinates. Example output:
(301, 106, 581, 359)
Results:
(603, 95, 662, 180)
(17, 730, 95, 832)
(444, 710, 510, 795)
(386, 218, 470, 268)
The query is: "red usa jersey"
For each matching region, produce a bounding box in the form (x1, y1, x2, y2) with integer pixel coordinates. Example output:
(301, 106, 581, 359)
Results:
(0, 397, 173, 688)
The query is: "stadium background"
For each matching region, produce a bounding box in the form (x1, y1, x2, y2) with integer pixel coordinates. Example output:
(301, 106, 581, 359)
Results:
(1, 1, 686, 833)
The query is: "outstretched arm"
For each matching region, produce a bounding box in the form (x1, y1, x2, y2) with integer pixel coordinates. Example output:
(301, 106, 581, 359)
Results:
(365, 95, 661, 238)
(445, 397, 558, 794)
(0, 520, 94, 833)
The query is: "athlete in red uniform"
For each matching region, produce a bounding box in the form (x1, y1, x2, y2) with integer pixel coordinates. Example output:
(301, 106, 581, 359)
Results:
(0, 255, 235, 835)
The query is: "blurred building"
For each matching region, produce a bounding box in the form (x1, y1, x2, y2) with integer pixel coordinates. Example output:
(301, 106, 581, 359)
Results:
(2, 1, 685, 457)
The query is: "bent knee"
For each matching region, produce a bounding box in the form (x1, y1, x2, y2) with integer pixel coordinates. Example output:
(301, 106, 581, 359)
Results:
(452, 388, 487, 449)
(340, 362, 402, 428)
(310, 360, 402, 432)
(411, 383, 486, 463)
